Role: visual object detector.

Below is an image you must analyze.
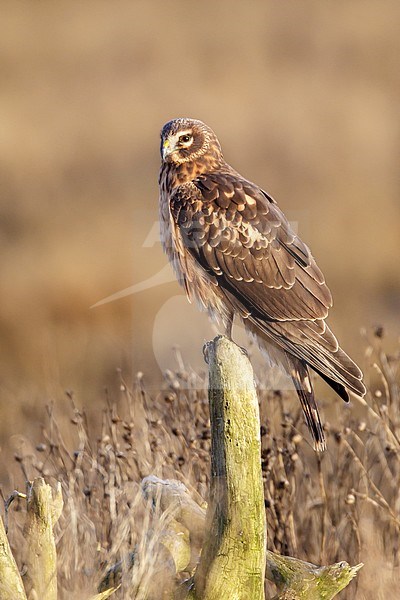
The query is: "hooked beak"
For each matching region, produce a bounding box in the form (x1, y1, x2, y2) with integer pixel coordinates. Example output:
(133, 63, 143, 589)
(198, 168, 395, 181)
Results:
(162, 138, 173, 160)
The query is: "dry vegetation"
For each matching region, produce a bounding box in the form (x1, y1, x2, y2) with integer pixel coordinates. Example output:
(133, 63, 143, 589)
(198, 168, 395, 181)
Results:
(1, 328, 398, 599)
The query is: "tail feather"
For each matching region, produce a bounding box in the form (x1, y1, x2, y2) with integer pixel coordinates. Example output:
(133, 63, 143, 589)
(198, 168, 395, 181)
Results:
(315, 369, 350, 403)
(250, 316, 366, 399)
(287, 355, 326, 452)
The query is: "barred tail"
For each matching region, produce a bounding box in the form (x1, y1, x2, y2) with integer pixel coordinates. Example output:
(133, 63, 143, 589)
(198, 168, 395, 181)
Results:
(288, 355, 326, 452)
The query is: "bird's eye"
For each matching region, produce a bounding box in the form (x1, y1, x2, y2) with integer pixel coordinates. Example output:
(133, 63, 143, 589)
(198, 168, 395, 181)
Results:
(179, 134, 192, 144)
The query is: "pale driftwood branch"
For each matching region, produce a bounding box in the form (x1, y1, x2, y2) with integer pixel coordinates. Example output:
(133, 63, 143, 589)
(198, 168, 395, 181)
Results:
(158, 518, 191, 573)
(23, 477, 63, 600)
(0, 515, 27, 599)
(189, 335, 267, 599)
(98, 502, 191, 597)
(142, 476, 205, 553)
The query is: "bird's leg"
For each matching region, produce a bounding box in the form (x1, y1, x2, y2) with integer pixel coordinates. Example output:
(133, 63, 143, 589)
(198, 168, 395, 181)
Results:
(224, 313, 234, 340)
(224, 313, 249, 357)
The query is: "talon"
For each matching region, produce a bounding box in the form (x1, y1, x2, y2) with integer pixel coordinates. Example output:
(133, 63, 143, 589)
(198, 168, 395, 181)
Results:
(203, 341, 211, 364)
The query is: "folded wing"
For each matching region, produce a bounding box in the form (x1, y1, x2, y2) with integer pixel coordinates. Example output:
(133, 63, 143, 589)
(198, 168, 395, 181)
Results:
(170, 171, 365, 397)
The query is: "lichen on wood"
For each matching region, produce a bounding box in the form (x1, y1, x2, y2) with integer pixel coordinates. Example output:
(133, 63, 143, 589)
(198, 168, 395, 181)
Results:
(23, 477, 63, 600)
(266, 551, 363, 600)
(0, 515, 27, 599)
(190, 335, 267, 600)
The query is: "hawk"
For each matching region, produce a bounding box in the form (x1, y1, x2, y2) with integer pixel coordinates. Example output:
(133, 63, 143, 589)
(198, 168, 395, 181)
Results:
(159, 118, 366, 451)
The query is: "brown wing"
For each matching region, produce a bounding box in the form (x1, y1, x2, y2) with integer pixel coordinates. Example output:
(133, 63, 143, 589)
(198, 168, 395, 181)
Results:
(170, 171, 365, 396)
(171, 172, 332, 320)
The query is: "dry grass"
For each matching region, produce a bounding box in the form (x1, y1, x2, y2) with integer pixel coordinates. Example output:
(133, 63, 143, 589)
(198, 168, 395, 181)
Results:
(1, 328, 398, 599)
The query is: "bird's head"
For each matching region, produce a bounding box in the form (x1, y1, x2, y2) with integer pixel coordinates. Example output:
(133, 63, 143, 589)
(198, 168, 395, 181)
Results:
(160, 118, 223, 165)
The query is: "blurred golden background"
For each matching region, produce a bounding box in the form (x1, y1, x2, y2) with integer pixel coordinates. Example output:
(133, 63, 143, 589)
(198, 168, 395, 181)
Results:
(0, 0, 399, 448)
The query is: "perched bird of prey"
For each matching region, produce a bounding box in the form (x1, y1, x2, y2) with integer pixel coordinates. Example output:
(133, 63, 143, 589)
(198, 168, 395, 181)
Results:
(159, 118, 366, 451)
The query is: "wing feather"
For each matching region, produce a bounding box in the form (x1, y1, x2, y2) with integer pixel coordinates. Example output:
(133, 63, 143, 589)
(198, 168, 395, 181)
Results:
(170, 174, 331, 322)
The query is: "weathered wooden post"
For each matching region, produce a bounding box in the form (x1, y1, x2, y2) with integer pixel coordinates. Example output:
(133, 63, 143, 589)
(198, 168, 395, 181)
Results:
(189, 335, 267, 600)
(0, 516, 27, 599)
(23, 477, 63, 600)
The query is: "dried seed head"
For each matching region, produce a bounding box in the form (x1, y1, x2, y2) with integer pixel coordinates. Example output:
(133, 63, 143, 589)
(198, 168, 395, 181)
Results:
(345, 493, 356, 505)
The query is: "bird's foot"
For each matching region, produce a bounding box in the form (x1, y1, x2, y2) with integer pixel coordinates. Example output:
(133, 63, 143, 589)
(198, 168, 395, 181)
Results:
(203, 341, 212, 364)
